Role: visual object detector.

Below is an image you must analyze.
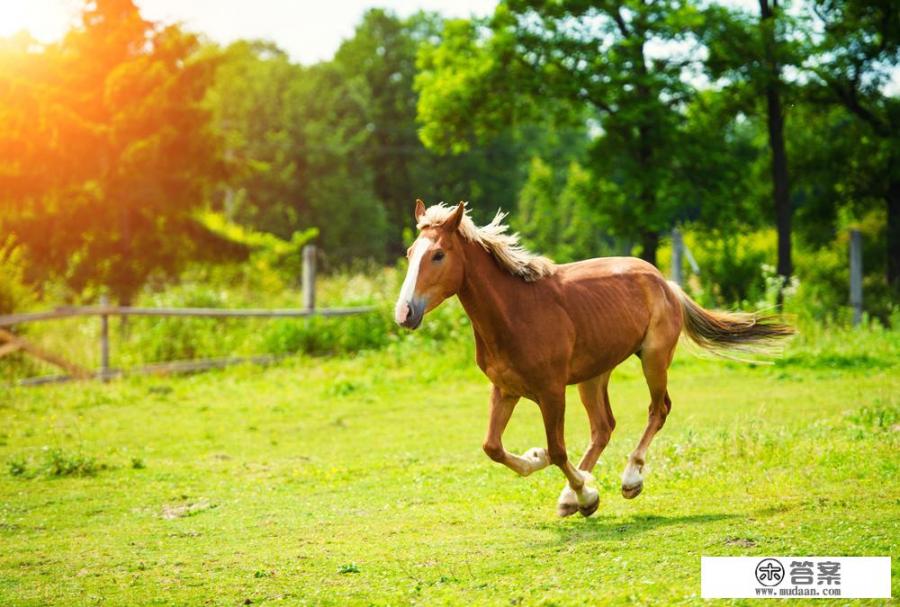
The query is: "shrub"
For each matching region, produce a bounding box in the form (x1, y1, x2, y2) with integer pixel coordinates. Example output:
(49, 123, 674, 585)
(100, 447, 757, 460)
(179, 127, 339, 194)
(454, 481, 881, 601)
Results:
(7, 457, 27, 477)
(0, 237, 37, 314)
(43, 448, 103, 477)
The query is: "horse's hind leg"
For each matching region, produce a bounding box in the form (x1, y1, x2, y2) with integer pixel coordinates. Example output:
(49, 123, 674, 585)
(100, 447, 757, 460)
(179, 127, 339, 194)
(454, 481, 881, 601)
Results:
(557, 371, 614, 517)
(621, 346, 674, 499)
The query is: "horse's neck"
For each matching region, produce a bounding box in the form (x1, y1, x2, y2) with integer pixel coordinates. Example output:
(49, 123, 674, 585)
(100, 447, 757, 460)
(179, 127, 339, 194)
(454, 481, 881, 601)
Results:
(456, 240, 526, 346)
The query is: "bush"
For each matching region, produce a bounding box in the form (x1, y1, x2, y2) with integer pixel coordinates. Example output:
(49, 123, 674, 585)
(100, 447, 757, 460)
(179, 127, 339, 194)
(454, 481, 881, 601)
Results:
(0, 237, 36, 314)
(6, 448, 107, 479)
(677, 230, 774, 308)
(124, 284, 250, 363)
(43, 448, 103, 477)
(262, 312, 394, 356)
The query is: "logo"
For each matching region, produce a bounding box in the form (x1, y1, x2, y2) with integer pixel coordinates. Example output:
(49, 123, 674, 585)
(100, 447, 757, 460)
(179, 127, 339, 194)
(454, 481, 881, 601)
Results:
(755, 558, 785, 587)
(702, 556, 890, 599)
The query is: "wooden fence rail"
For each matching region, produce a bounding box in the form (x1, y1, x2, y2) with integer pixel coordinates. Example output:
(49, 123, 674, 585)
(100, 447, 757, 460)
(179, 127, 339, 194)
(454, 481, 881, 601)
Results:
(0, 304, 376, 385)
(0, 245, 378, 385)
(0, 304, 375, 328)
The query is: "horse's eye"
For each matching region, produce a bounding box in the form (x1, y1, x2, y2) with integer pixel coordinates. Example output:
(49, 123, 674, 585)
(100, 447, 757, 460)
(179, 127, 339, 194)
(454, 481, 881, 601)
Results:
(432, 250, 445, 262)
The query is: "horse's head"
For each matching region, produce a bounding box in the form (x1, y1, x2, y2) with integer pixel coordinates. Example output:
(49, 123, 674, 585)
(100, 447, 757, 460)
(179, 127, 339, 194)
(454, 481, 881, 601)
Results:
(394, 199, 466, 330)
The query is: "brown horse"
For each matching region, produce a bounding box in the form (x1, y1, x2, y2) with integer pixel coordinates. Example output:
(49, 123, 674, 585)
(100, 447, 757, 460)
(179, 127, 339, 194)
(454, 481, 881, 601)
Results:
(395, 200, 793, 517)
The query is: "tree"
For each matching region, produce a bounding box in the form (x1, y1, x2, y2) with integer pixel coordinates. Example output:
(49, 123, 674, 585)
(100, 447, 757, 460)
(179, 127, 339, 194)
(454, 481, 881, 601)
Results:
(0, 0, 234, 303)
(805, 0, 900, 292)
(759, 0, 794, 291)
(335, 9, 581, 256)
(516, 156, 560, 253)
(205, 40, 387, 264)
(702, 0, 806, 299)
(416, 1, 712, 266)
(333, 10, 432, 256)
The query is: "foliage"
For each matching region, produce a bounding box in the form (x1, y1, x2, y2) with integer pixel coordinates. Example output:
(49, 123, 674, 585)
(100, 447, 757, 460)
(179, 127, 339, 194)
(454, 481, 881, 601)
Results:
(0, 0, 237, 303)
(7, 447, 104, 479)
(515, 158, 626, 261)
(0, 237, 36, 315)
(196, 210, 317, 285)
(802, 0, 900, 292)
(0, 0, 898, 334)
(416, 0, 722, 264)
(206, 40, 389, 264)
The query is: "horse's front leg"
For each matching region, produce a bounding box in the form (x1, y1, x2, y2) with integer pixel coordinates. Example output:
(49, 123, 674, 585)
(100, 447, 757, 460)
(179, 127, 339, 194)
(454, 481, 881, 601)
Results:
(539, 388, 600, 517)
(482, 385, 550, 476)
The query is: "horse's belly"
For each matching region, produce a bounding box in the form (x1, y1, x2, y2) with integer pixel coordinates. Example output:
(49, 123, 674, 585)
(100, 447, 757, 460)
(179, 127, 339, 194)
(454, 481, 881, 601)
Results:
(566, 346, 635, 384)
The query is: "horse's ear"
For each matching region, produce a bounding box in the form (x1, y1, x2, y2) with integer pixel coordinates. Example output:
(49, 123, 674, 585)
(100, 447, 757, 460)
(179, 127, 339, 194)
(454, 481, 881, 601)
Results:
(415, 199, 426, 222)
(444, 201, 466, 233)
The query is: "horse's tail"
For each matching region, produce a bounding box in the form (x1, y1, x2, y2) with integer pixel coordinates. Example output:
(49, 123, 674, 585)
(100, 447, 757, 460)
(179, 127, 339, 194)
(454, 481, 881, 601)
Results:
(667, 281, 794, 357)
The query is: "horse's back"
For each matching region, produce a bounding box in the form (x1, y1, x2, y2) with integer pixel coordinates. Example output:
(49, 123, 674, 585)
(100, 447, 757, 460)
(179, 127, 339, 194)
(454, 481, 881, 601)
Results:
(556, 256, 662, 281)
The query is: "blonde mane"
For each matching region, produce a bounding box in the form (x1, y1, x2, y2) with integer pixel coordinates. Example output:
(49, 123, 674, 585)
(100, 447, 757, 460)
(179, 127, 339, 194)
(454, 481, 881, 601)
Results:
(417, 203, 556, 282)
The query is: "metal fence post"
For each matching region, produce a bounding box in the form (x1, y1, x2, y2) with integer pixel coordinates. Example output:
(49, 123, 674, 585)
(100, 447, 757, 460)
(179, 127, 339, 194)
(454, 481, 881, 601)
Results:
(671, 227, 683, 286)
(302, 245, 316, 312)
(849, 229, 863, 326)
(100, 295, 110, 381)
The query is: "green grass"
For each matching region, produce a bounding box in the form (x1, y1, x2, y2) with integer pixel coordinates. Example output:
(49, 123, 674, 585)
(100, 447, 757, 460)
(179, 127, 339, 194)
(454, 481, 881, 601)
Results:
(0, 328, 897, 606)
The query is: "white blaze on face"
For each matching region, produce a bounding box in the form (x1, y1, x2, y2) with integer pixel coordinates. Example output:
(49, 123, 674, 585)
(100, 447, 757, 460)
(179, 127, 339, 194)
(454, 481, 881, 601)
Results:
(394, 237, 433, 325)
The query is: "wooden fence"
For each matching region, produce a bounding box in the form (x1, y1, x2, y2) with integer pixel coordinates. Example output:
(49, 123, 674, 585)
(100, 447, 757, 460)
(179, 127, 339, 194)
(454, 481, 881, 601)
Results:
(0, 245, 376, 386)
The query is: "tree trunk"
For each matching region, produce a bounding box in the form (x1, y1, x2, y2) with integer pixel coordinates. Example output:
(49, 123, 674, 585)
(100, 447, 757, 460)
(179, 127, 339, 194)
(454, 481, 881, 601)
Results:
(888, 173, 900, 293)
(640, 230, 659, 267)
(766, 85, 792, 282)
(759, 0, 792, 303)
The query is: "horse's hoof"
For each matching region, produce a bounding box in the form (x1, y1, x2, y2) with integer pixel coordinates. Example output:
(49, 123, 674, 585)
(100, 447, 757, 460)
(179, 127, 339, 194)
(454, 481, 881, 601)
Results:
(621, 480, 643, 499)
(578, 493, 600, 517)
(557, 501, 579, 517)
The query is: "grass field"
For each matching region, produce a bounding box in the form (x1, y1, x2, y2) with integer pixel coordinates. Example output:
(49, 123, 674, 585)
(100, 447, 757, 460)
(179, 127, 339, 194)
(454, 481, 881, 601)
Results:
(0, 324, 897, 605)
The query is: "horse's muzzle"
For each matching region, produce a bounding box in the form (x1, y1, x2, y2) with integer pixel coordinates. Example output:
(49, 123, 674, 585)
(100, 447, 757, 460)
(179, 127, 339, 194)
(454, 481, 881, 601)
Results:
(397, 297, 425, 330)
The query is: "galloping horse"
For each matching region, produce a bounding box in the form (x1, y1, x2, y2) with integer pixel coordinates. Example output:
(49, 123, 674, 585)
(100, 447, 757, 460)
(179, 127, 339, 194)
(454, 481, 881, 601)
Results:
(395, 200, 793, 517)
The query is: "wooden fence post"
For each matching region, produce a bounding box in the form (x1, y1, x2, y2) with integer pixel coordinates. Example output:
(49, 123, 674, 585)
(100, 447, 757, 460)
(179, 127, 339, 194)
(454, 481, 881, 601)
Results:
(100, 295, 110, 381)
(671, 227, 683, 286)
(849, 229, 863, 326)
(302, 245, 316, 312)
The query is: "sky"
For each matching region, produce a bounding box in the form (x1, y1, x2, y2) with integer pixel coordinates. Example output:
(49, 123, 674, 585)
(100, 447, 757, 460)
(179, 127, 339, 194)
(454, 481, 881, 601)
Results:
(0, 0, 761, 64)
(0, 0, 499, 63)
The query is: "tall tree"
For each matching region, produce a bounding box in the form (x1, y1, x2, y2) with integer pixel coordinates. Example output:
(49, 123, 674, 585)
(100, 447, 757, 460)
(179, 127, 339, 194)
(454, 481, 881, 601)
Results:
(335, 9, 582, 255)
(703, 1, 805, 299)
(806, 0, 899, 292)
(416, 1, 710, 266)
(0, 0, 233, 303)
(759, 0, 794, 291)
(205, 40, 387, 263)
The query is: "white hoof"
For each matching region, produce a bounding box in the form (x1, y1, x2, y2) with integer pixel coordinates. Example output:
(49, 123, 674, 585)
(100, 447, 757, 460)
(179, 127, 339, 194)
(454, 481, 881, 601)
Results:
(557, 484, 578, 517)
(621, 460, 644, 499)
(521, 447, 550, 474)
(557, 471, 598, 517)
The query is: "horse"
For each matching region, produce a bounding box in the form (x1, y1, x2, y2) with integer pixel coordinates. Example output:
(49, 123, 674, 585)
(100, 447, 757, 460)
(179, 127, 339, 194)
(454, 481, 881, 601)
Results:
(394, 200, 793, 517)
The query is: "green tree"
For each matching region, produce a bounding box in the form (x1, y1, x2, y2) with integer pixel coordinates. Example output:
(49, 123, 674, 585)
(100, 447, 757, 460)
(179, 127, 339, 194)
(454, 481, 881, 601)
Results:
(515, 156, 560, 253)
(206, 40, 387, 264)
(0, 0, 233, 303)
(416, 1, 713, 266)
(335, 9, 583, 255)
(805, 0, 899, 292)
(701, 0, 807, 297)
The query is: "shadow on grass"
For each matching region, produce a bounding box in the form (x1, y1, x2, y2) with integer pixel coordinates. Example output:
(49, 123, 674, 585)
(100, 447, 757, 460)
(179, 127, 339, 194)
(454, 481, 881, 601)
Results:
(541, 513, 739, 545)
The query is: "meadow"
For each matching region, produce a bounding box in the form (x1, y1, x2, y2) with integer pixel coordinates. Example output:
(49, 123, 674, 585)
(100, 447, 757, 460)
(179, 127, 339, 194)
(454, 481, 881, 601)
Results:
(1, 310, 897, 606)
